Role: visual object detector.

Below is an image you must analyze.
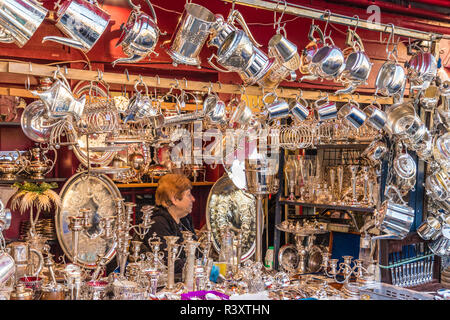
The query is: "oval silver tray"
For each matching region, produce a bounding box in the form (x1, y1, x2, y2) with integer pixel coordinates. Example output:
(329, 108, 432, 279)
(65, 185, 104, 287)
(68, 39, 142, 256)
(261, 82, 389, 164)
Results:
(89, 166, 131, 174)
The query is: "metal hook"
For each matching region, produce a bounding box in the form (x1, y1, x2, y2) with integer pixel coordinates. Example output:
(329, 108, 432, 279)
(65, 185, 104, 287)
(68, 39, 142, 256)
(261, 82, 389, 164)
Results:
(351, 15, 359, 33)
(97, 69, 103, 82)
(323, 9, 332, 36)
(28, 62, 32, 73)
(182, 77, 188, 89)
(155, 74, 160, 86)
(216, 81, 222, 90)
(25, 76, 31, 91)
(124, 69, 130, 82)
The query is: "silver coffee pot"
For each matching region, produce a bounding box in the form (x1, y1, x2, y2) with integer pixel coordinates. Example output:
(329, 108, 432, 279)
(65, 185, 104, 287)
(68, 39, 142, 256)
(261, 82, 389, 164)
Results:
(0, 0, 48, 48)
(42, 0, 111, 53)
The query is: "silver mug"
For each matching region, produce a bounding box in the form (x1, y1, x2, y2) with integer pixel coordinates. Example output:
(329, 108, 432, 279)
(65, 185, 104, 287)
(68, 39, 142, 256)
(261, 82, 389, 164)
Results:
(417, 215, 442, 241)
(376, 185, 415, 239)
(337, 100, 367, 129)
(289, 95, 310, 122)
(314, 96, 337, 121)
(262, 93, 290, 121)
(363, 101, 387, 131)
(163, 2, 215, 67)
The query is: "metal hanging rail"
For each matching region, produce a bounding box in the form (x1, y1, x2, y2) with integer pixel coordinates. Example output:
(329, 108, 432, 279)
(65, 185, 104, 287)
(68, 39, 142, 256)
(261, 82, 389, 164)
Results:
(0, 61, 395, 104)
(222, 0, 448, 41)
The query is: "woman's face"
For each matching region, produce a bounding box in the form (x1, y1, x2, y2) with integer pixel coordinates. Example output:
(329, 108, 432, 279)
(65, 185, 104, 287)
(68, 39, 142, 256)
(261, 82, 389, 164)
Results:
(172, 189, 195, 217)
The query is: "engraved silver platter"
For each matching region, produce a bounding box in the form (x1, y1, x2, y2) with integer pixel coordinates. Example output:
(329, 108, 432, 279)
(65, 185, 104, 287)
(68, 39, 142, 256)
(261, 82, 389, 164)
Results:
(278, 244, 299, 273)
(206, 174, 256, 262)
(55, 171, 122, 269)
(73, 133, 117, 167)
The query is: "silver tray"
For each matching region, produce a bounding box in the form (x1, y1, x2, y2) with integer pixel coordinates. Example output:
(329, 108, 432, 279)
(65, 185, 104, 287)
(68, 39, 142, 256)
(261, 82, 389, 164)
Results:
(55, 172, 122, 269)
(206, 174, 256, 262)
(88, 145, 128, 152)
(90, 166, 131, 174)
(73, 133, 117, 167)
(21, 100, 58, 143)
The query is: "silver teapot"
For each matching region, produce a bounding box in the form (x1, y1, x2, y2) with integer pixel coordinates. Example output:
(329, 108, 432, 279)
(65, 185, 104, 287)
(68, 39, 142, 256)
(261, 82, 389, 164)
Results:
(23, 147, 55, 180)
(31, 68, 86, 121)
(0, 151, 25, 180)
(113, 0, 164, 66)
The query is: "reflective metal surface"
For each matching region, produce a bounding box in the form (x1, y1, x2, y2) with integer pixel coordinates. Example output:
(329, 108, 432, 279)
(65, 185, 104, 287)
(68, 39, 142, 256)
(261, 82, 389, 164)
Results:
(206, 174, 256, 262)
(56, 172, 120, 268)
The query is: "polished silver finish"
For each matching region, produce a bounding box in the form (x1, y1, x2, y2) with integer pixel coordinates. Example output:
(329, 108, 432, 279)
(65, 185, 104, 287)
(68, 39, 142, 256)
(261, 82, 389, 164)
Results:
(0, 0, 48, 47)
(303, 36, 345, 81)
(0, 252, 15, 287)
(164, 3, 215, 66)
(289, 96, 310, 122)
(56, 172, 120, 269)
(213, 29, 255, 72)
(376, 186, 415, 239)
(263, 93, 290, 121)
(31, 76, 86, 120)
(375, 60, 406, 97)
(315, 96, 338, 121)
(268, 32, 300, 71)
(363, 102, 387, 131)
(6, 241, 43, 279)
(113, 1, 161, 66)
(20, 100, 59, 143)
(337, 101, 367, 129)
(406, 50, 437, 91)
(428, 225, 450, 257)
(417, 215, 442, 241)
(43, 0, 111, 53)
(336, 32, 372, 94)
(205, 174, 256, 263)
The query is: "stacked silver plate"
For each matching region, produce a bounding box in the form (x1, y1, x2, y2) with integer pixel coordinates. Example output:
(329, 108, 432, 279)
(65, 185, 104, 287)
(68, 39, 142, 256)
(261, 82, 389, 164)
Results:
(19, 218, 56, 241)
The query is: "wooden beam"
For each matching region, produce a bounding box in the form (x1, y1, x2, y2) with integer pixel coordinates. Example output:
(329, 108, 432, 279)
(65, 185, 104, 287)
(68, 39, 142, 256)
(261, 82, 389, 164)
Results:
(1, 61, 396, 104)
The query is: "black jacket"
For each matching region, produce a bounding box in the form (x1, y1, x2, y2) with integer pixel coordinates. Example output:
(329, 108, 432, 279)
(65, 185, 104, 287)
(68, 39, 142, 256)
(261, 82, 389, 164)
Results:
(140, 205, 198, 274)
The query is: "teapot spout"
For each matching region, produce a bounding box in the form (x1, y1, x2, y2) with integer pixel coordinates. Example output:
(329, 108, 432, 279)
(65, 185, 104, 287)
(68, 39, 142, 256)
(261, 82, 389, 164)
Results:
(112, 54, 145, 67)
(42, 36, 86, 51)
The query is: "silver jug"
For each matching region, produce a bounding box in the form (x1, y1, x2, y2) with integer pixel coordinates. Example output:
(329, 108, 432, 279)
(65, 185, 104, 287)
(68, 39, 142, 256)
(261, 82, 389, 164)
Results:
(289, 95, 310, 122)
(315, 95, 338, 121)
(113, 0, 163, 66)
(6, 241, 44, 279)
(336, 30, 373, 94)
(262, 92, 290, 121)
(363, 101, 387, 131)
(337, 100, 367, 129)
(0, 0, 48, 48)
(375, 185, 415, 239)
(428, 225, 450, 257)
(42, 0, 111, 53)
(268, 30, 300, 71)
(417, 215, 442, 241)
(163, 2, 215, 67)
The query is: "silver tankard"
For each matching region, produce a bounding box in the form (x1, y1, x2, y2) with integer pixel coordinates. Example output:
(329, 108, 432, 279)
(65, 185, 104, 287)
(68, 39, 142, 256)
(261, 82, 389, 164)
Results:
(163, 2, 215, 67)
(6, 241, 44, 280)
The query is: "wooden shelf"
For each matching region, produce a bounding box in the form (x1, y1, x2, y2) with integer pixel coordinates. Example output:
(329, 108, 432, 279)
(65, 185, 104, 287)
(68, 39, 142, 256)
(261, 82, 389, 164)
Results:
(0, 177, 67, 184)
(0, 122, 21, 127)
(279, 198, 375, 213)
(115, 181, 216, 188)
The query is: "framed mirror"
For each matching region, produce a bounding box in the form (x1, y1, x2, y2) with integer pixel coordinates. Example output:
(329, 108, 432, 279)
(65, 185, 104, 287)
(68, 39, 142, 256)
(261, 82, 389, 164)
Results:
(206, 173, 256, 262)
(55, 172, 122, 268)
